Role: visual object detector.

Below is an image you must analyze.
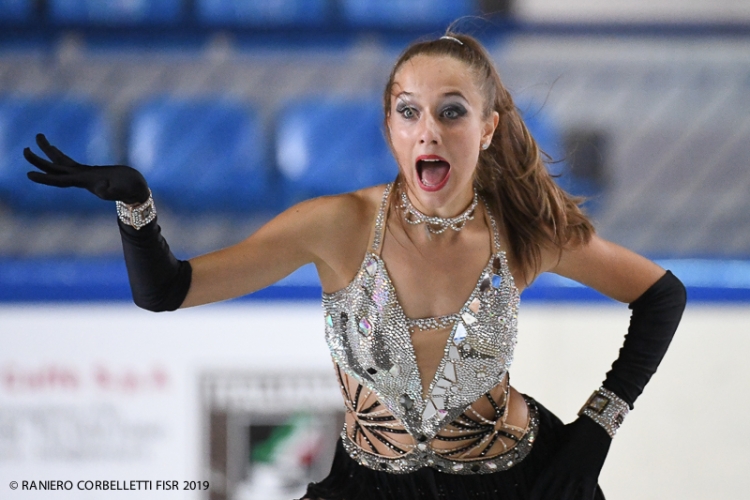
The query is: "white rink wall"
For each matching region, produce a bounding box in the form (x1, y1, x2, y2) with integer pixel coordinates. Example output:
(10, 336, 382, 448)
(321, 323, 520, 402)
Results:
(517, 0, 750, 22)
(1, 302, 749, 500)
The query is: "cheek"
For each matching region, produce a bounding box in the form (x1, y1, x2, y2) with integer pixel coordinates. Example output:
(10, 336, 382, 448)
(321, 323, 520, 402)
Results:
(447, 129, 479, 157)
(388, 128, 413, 166)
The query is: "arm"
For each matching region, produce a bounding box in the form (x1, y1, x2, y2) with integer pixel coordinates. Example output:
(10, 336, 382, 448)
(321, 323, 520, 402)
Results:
(120, 195, 348, 311)
(531, 235, 687, 500)
(182, 194, 368, 308)
(24, 133, 373, 311)
(549, 235, 687, 408)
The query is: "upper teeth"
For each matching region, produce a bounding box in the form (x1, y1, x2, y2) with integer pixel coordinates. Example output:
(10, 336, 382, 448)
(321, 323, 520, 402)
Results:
(422, 159, 441, 162)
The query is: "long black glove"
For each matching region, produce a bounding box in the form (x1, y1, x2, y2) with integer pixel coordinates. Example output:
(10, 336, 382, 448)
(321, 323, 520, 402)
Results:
(531, 270, 686, 500)
(24, 133, 191, 311)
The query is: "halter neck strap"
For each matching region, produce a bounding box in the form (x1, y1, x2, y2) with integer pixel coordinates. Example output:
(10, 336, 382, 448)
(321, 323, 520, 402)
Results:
(481, 195, 503, 255)
(371, 183, 393, 255)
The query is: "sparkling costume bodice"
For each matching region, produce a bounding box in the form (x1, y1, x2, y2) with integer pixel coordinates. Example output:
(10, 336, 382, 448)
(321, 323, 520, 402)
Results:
(322, 184, 538, 474)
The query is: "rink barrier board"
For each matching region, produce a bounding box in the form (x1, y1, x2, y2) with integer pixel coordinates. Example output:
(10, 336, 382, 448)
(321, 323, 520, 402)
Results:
(1, 257, 749, 303)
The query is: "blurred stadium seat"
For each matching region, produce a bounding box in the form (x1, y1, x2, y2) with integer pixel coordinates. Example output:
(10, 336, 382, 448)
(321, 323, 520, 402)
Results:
(197, 0, 328, 27)
(128, 97, 270, 213)
(49, 0, 182, 25)
(341, 0, 476, 28)
(0, 96, 113, 212)
(275, 98, 397, 203)
(519, 104, 603, 210)
(0, 0, 33, 23)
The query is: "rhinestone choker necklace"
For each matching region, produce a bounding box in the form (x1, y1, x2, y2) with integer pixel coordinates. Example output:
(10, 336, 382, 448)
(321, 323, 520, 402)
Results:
(400, 188, 479, 235)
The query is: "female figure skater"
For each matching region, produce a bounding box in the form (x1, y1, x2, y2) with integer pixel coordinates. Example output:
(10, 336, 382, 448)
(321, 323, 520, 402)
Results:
(24, 33, 685, 500)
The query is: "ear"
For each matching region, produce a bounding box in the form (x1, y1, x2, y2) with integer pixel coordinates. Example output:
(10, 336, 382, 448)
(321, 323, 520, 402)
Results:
(481, 111, 500, 146)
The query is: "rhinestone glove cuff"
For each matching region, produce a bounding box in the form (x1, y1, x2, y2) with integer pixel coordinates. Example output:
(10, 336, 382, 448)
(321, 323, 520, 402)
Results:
(116, 189, 156, 230)
(578, 387, 630, 438)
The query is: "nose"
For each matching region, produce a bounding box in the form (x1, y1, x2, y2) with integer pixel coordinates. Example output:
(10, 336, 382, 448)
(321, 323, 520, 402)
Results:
(418, 113, 440, 145)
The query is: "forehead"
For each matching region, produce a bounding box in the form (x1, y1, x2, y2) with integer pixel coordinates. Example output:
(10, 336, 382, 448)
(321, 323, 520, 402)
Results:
(392, 54, 481, 100)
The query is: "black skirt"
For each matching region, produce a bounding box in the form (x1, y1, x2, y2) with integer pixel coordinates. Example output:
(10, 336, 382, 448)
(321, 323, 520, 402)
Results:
(299, 397, 605, 500)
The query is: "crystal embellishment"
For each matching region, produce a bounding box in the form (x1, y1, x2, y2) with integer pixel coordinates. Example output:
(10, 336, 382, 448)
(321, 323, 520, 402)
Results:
(325, 314, 333, 328)
(358, 317, 372, 336)
(469, 297, 481, 313)
(443, 362, 456, 382)
(461, 312, 477, 325)
(399, 394, 414, 410)
(492, 274, 502, 288)
(453, 323, 468, 345)
(365, 258, 378, 276)
(480, 275, 491, 294)
(448, 345, 461, 362)
(423, 400, 437, 421)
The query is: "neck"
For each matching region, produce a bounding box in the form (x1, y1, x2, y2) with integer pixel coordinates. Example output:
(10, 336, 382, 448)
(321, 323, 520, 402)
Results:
(403, 185, 476, 219)
(400, 184, 479, 238)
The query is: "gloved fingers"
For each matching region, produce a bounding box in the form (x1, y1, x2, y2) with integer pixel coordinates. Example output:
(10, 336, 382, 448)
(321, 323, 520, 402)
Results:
(23, 147, 81, 175)
(35, 133, 79, 167)
(26, 170, 88, 189)
(23, 148, 65, 173)
(26, 171, 75, 187)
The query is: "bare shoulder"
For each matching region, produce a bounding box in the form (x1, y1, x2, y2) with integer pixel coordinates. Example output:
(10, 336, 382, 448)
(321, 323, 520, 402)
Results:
(302, 184, 383, 236)
(286, 185, 382, 249)
(298, 184, 388, 292)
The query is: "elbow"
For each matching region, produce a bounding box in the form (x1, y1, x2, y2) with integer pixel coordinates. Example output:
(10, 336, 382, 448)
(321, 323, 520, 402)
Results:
(132, 288, 186, 312)
(663, 270, 688, 313)
(130, 262, 192, 312)
(133, 294, 183, 312)
(628, 269, 687, 318)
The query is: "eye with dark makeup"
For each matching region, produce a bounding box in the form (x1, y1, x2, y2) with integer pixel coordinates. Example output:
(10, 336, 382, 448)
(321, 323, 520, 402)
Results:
(395, 102, 417, 119)
(440, 103, 467, 120)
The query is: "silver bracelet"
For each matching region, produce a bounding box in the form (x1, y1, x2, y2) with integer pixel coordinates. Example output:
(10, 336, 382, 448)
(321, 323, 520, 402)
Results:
(115, 189, 156, 230)
(578, 387, 630, 438)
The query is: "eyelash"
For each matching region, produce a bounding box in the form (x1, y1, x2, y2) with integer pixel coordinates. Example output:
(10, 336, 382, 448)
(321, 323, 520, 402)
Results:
(441, 106, 466, 119)
(395, 105, 466, 120)
(397, 105, 416, 119)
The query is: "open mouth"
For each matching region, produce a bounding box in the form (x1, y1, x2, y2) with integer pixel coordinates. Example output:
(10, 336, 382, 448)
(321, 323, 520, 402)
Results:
(416, 156, 451, 191)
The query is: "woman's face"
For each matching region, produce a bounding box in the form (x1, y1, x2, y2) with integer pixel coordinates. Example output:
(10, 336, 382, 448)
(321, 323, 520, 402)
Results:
(387, 54, 498, 217)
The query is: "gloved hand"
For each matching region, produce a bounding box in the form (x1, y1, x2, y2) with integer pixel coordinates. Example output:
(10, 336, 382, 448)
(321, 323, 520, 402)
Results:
(24, 133, 190, 312)
(24, 133, 149, 205)
(530, 416, 610, 500)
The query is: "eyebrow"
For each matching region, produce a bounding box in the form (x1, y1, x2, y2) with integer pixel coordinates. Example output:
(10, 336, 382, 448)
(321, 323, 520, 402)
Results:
(442, 91, 468, 101)
(393, 90, 469, 101)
